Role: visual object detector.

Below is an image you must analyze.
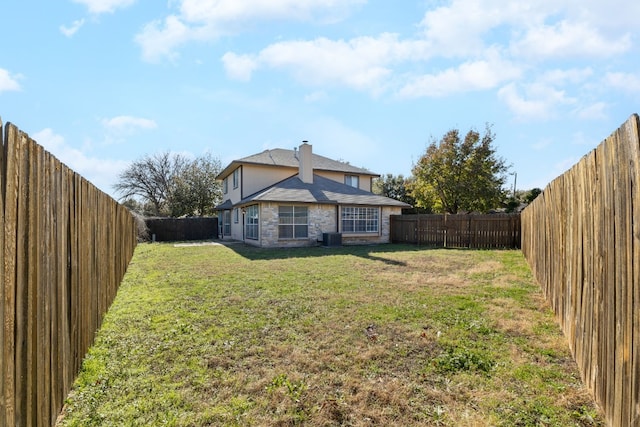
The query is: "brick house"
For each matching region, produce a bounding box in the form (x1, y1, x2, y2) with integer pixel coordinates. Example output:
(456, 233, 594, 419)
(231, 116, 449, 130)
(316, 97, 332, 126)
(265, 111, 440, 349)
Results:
(215, 142, 410, 247)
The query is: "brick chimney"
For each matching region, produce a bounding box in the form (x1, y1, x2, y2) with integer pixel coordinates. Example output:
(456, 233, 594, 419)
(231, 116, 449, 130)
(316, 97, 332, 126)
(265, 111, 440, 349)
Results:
(298, 141, 313, 184)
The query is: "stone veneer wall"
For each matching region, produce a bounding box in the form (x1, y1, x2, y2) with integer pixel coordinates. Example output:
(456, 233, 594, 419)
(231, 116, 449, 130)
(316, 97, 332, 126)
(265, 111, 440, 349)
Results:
(340, 206, 400, 245)
(258, 203, 336, 247)
(256, 203, 402, 248)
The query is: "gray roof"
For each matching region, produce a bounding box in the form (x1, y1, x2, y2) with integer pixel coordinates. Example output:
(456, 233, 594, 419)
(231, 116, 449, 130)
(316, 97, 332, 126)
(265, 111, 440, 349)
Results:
(217, 148, 378, 180)
(235, 174, 411, 207)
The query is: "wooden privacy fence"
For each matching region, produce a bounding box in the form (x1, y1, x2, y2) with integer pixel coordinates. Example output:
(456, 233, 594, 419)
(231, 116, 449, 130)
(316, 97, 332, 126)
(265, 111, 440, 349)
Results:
(1, 119, 138, 427)
(521, 113, 640, 427)
(390, 213, 521, 249)
(145, 217, 218, 242)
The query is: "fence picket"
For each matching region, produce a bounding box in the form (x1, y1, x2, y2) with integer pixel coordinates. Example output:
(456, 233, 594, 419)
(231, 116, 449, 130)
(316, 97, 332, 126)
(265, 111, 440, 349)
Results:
(0, 120, 137, 426)
(522, 113, 640, 427)
(391, 213, 520, 249)
(0, 118, 4, 427)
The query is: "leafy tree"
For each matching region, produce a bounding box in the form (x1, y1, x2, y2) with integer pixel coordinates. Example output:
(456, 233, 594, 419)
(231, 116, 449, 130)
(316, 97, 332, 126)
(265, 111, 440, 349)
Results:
(373, 174, 414, 204)
(168, 153, 222, 217)
(411, 125, 509, 214)
(524, 188, 542, 204)
(115, 151, 222, 217)
(373, 174, 433, 214)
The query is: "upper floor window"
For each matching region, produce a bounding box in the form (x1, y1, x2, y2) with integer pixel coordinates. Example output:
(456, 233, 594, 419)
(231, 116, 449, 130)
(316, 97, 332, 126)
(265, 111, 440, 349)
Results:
(223, 177, 228, 194)
(233, 168, 239, 189)
(345, 175, 359, 188)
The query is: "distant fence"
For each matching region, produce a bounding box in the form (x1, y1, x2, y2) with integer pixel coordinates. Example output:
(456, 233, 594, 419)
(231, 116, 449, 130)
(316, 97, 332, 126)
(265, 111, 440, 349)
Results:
(521, 114, 640, 427)
(146, 217, 218, 242)
(0, 120, 138, 427)
(390, 213, 521, 249)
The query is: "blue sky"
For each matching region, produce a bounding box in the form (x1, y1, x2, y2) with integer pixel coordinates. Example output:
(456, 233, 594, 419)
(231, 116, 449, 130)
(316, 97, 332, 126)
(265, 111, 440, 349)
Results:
(1, 0, 638, 198)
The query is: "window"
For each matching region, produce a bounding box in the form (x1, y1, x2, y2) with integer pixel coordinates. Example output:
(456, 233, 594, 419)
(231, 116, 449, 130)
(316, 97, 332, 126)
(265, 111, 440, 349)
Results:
(245, 205, 259, 240)
(279, 206, 308, 239)
(233, 208, 239, 224)
(223, 177, 228, 194)
(223, 210, 231, 236)
(341, 207, 379, 233)
(233, 168, 239, 189)
(345, 175, 359, 188)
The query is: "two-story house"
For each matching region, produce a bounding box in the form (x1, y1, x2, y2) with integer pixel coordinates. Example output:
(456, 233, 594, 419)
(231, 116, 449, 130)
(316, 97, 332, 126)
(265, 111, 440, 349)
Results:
(215, 142, 410, 247)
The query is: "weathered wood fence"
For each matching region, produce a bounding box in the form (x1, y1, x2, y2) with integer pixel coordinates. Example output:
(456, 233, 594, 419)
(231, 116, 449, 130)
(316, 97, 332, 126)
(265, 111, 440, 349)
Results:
(1, 119, 138, 427)
(390, 213, 521, 249)
(521, 113, 640, 427)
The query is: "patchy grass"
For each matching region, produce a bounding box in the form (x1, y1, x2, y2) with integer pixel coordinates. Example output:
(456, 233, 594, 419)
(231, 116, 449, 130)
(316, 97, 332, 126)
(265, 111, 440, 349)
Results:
(58, 243, 603, 426)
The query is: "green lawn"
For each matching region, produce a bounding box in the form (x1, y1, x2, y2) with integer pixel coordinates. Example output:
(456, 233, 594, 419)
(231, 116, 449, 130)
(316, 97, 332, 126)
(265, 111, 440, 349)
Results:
(58, 242, 603, 426)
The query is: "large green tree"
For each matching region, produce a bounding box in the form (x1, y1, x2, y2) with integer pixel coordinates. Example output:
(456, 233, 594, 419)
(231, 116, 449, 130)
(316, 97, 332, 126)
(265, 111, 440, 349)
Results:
(411, 125, 509, 213)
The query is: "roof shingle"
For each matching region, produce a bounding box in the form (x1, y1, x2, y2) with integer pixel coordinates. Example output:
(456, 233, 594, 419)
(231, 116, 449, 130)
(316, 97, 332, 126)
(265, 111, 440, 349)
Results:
(237, 174, 410, 208)
(218, 148, 377, 179)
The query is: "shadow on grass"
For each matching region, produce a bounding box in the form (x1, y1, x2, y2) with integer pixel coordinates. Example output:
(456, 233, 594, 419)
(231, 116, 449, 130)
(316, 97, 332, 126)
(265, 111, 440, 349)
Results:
(219, 242, 437, 266)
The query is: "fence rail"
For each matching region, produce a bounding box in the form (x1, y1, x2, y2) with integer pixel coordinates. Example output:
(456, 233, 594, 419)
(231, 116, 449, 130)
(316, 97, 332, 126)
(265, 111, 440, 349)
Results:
(390, 213, 521, 249)
(1, 119, 138, 427)
(521, 113, 640, 427)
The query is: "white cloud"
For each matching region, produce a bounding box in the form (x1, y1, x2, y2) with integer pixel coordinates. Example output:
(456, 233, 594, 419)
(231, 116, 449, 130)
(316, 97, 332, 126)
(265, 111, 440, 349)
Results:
(222, 34, 430, 94)
(221, 52, 258, 81)
(72, 0, 136, 14)
(604, 72, 640, 94)
(398, 52, 521, 98)
(418, 0, 634, 60)
(178, 0, 365, 24)
(99, 115, 157, 146)
(512, 20, 631, 59)
(101, 115, 157, 135)
(256, 36, 394, 91)
(32, 128, 129, 196)
(136, 0, 365, 62)
(498, 83, 562, 121)
(135, 16, 191, 63)
(539, 68, 593, 85)
(0, 69, 21, 92)
(573, 102, 608, 120)
(563, 0, 640, 32)
(60, 19, 85, 37)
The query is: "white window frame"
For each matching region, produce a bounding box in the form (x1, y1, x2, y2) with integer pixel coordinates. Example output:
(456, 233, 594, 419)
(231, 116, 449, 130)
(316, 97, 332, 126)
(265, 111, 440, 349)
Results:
(278, 205, 309, 239)
(233, 208, 239, 224)
(345, 175, 359, 188)
(245, 205, 259, 240)
(341, 206, 379, 234)
(223, 177, 228, 194)
(233, 168, 239, 189)
(223, 210, 231, 236)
